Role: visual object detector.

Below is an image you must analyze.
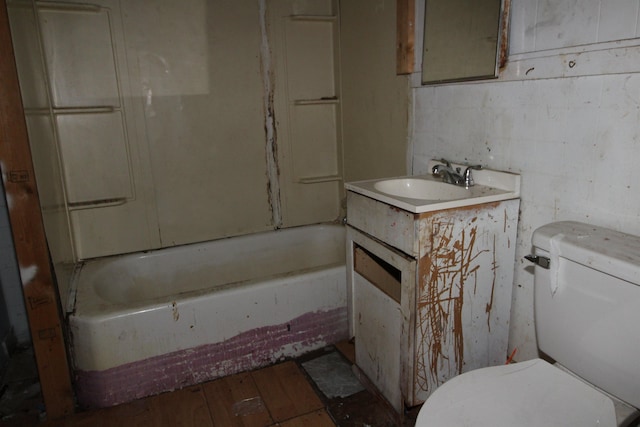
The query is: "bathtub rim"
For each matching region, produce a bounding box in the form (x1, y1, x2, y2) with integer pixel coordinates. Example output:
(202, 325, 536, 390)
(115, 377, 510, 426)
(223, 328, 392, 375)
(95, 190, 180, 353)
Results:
(67, 222, 346, 316)
(69, 263, 348, 371)
(71, 263, 345, 320)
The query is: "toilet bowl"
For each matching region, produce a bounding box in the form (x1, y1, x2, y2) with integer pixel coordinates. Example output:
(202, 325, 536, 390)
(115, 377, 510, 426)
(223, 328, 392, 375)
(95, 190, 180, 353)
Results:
(415, 359, 618, 426)
(415, 222, 640, 427)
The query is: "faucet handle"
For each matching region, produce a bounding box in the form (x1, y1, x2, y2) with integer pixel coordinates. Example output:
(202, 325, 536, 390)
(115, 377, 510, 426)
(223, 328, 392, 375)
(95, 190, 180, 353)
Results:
(463, 164, 482, 187)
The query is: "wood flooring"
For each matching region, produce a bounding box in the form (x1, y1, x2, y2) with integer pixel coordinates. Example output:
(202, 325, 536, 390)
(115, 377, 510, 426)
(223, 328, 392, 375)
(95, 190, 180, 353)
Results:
(2, 343, 417, 427)
(38, 361, 331, 427)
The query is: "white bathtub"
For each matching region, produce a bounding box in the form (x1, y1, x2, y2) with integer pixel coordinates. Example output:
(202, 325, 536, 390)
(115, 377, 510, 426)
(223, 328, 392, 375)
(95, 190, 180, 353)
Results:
(69, 224, 348, 408)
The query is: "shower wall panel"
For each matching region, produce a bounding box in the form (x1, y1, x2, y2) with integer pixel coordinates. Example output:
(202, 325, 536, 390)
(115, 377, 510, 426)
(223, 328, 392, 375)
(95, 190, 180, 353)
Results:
(11, 0, 345, 262)
(35, 0, 160, 259)
(269, 0, 344, 227)
(120, 0, 274, 247)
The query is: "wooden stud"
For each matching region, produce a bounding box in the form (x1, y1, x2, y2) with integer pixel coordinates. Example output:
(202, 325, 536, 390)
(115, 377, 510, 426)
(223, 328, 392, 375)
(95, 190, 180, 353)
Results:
(396, 0, 415, 75)
(0, 0, 75, 419)
(498, 0, 511, 70)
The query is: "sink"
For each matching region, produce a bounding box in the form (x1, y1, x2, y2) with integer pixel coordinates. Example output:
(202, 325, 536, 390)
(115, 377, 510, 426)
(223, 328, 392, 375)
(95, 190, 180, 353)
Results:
(373, 178, 471, 200)
(345, 160, 520, 213)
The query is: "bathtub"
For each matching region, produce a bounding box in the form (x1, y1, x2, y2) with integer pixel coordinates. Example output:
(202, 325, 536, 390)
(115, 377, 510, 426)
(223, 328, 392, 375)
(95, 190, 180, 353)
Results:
(68, 224, 348, 408)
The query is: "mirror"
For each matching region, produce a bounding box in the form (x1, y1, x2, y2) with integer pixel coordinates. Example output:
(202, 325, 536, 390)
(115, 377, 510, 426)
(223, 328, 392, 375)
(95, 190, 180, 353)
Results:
(421, 0, 508, 84)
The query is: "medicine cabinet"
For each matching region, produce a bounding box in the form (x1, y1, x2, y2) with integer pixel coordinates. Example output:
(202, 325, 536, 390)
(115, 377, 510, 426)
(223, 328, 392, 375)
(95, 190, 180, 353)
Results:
(421, 0, 509, 84)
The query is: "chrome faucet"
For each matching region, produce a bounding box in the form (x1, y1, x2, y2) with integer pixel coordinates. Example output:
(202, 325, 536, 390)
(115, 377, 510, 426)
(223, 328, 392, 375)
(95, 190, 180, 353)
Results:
(432, 159, 482, 188)
(432, 163, 465, 186)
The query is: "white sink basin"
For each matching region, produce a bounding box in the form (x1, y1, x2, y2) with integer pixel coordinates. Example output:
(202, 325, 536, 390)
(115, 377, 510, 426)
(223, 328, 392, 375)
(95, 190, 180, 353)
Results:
(345, 161, 520, 213)
(373, 178, 471, 200)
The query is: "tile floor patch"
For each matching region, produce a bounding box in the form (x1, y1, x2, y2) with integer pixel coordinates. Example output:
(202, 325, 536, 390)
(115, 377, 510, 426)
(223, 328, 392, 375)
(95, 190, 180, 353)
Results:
(302, 352, 364, 399)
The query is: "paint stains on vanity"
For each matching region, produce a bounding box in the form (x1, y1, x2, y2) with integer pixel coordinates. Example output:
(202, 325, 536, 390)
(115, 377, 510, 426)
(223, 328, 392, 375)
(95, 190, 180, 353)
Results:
(485, 235, 498, 332)
(415, 218, 485, 394)
(414, 202, 512, 400)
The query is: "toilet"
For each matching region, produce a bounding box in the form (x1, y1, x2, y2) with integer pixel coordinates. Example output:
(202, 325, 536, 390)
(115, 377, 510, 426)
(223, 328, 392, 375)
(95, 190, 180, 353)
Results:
(415, 221, 640, 427)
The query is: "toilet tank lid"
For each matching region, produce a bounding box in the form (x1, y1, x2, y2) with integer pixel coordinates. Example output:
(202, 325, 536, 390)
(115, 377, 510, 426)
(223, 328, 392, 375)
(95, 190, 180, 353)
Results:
(532, 221, 640, 287)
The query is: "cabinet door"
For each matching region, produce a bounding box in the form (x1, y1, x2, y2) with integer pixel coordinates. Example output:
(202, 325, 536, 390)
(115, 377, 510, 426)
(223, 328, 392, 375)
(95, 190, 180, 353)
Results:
(347, 227, 416, 412)
(353, 272, 403, 409)
(412, 200, 519, 403)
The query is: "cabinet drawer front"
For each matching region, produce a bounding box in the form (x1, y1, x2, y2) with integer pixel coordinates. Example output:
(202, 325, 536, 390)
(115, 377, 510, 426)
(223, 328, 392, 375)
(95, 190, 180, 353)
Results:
(346, 191, 417, 257)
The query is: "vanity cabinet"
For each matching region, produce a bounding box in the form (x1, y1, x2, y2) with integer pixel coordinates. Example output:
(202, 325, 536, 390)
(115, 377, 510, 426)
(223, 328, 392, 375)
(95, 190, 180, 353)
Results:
(346, 190, 519, 411)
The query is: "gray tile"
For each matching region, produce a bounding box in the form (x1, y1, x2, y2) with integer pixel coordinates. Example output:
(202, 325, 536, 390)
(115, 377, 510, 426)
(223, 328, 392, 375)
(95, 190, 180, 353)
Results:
(302, 352, 364, 399)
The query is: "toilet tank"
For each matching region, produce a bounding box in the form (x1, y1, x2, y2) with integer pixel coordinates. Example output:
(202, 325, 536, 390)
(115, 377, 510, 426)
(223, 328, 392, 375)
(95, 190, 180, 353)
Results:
(532, 221, 640, 408)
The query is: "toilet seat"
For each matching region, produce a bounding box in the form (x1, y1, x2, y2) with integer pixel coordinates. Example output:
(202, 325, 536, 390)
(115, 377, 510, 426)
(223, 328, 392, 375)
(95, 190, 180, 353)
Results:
(415, 358, 617, 427)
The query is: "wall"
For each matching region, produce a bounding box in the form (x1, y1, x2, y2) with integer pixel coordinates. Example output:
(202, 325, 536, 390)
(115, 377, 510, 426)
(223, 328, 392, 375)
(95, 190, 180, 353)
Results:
(411, 0, 640, 360)
(269, 0, 344, 227)
(0, 184, 26, 345)
(121, 0, 276, 249)
(340, 0, 410, 183)
(7, 0, 345, 264)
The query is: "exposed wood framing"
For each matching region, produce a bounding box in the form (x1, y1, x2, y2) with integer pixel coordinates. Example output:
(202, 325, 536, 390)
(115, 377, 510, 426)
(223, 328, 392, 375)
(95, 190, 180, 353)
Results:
(396, 0, 415, 75)
(498, 0, 511, 70)
(0, 0, 74, 419)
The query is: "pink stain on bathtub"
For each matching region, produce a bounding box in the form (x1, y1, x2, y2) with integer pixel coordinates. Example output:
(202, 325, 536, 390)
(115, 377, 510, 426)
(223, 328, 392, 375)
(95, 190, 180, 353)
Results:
(74, 307, 348, 408)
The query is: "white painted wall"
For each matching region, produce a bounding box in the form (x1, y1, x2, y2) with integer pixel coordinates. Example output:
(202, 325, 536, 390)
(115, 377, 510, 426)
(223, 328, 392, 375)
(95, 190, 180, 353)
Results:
(411, 0, 640, 360)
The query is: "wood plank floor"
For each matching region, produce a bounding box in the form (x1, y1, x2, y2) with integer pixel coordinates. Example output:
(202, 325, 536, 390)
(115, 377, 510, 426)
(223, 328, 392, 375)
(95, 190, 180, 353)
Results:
(37, 361, 333, 427)
(2, 343, 418, 427)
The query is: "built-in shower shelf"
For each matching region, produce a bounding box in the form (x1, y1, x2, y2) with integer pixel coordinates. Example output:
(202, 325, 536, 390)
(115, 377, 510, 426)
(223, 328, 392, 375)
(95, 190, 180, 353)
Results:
(68, 197, 128, 210)
(53, 106, 119, 115)
(24, 105, 120, 115)
(289, 15, 337, 22)
(298, 175, 342, 184)
(293, 98, 339, 106)
(35, 2, 101, 13)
